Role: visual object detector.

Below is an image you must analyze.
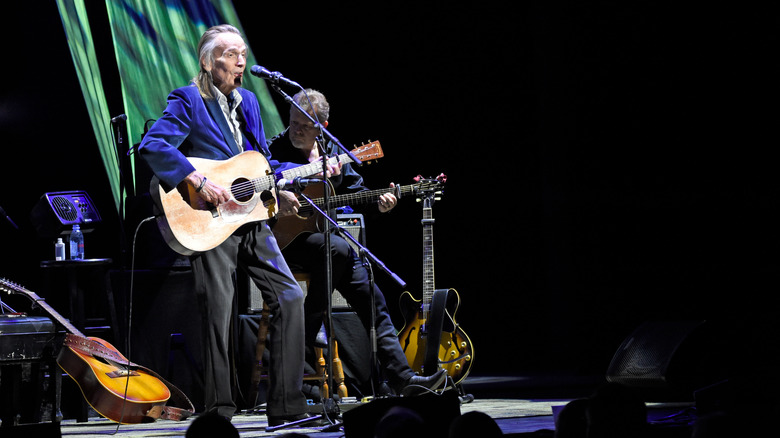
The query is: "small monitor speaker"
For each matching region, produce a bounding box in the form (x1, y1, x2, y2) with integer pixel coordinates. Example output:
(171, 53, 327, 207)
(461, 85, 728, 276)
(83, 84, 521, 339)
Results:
(29, 191, 102, 239)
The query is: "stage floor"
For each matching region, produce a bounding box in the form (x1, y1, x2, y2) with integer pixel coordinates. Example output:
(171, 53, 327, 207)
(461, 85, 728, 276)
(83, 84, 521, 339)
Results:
(39, 374, 700, 437)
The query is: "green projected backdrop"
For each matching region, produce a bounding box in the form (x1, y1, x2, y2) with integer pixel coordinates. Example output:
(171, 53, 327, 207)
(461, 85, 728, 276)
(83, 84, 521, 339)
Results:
(57, 0, 283, 211)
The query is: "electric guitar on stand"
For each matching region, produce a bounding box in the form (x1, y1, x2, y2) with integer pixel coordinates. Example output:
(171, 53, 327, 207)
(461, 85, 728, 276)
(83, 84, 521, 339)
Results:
(397, 174, 474, 385)
(0, 278, 194, 424)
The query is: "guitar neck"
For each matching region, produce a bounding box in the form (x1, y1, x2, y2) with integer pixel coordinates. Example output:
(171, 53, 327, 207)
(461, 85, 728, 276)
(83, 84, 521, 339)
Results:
(0, 279, 84, 337)
(279, 153, 355, 181)
(310, 184, 415, 210)
(239, 152, 356, 196)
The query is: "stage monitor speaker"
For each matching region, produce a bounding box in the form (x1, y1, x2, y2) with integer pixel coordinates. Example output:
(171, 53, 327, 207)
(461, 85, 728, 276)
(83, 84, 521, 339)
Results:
(29, 191, 102, 239)
(606, 320, 728, 401)
(342, 390, 461, 438)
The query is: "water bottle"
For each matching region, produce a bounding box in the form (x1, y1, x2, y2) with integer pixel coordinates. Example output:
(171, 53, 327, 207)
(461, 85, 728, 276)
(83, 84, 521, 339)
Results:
(69, 224, 84, 260)
(55, 238, 65, 261)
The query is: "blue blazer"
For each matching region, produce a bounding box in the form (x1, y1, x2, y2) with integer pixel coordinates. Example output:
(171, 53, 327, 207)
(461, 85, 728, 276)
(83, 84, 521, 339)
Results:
(139, 84, 270, 189)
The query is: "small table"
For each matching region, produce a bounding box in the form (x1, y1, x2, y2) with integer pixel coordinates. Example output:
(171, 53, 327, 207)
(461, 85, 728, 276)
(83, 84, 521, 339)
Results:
(40, 258, 121, 422)
(39, 258, 121, 349)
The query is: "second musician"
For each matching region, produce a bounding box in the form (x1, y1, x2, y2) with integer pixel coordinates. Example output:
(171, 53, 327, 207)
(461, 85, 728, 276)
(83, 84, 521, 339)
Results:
(268, 89, 447, 396)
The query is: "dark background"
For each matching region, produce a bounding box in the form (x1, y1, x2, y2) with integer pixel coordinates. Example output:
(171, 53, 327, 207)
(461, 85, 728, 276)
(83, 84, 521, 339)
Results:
(2, 2, 778, 382)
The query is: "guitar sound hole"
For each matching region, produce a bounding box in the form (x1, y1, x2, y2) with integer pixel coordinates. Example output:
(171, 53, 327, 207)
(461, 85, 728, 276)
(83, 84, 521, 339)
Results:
(232, 178, 253, 202)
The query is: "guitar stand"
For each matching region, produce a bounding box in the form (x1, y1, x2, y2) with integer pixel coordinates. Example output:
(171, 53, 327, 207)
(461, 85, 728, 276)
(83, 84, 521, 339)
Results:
(453, 377, 475, 404)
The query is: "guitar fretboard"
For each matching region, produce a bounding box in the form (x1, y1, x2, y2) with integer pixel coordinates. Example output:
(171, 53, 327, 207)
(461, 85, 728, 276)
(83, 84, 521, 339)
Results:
(237, 152, 362, 199)
(421, 205, 435, 316)
(280, 153, 355, 181)
(299, 185, 414, 214)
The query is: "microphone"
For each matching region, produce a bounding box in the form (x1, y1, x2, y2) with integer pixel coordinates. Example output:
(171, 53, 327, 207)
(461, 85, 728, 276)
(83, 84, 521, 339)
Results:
(250, 65, 301, 88)
(276, 177, 322, 191)
(111, 114, 127, 123)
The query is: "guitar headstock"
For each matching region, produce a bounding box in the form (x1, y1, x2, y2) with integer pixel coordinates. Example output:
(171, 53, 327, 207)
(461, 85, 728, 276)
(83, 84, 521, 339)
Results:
(413, 173, 447, 206)
(0, 277, 22, 295)
(350, 140, 384, 164)
(0, 277, 33, 299)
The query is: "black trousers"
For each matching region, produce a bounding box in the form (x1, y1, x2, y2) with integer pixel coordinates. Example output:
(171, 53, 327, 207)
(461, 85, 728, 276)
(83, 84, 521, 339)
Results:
(190, 222, 307, 418)
(283, 231, 415, 390)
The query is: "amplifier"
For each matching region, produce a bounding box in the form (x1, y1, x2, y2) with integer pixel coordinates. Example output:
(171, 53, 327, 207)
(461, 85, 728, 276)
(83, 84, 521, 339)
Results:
(336, 213, 366, 247)
(244, 214, 366, 314)
(332, 213, 366, 310)
(0, 315, 58, 361)
(0, 315, 62, 425)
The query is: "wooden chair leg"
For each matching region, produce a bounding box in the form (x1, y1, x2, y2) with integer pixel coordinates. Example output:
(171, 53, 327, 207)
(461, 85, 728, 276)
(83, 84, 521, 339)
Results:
(247, 297, 350, 405)
(247, 302, 270, 408)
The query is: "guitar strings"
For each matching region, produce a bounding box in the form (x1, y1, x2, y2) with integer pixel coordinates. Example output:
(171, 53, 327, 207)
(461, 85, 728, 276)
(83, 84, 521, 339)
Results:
(226, 175, 275, 200)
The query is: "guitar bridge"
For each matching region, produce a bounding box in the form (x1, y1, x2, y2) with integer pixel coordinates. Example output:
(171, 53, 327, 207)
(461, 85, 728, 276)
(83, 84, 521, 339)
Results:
(106, 369, 141, 378)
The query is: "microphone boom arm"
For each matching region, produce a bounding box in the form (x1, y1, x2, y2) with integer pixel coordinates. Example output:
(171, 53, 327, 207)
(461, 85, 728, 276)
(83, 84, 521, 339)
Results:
(268, 83, 362, 166)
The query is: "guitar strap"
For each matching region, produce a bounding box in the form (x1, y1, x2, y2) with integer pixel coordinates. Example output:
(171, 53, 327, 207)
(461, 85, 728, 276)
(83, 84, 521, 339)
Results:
(424, 289, 450, 376)
(63, 333, 195, 422)
(236, 105, 265, 154)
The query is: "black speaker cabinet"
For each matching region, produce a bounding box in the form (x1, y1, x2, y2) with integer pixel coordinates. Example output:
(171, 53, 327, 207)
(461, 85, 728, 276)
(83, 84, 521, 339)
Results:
(29, 191, 102, 239)
(606, 320, 729, 401)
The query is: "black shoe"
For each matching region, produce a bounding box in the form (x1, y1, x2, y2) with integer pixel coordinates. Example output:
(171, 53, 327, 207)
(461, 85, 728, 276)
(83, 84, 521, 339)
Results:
(400, 369, 448, 396)
(266, 412, 316, 427)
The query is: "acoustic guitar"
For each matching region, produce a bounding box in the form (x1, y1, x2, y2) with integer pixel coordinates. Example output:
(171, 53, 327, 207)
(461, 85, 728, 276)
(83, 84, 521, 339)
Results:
(397, 175, 474, 384)
(150, 141, 383, 255)
(272, 177, 443, 250)
(0, 278, 193, 424)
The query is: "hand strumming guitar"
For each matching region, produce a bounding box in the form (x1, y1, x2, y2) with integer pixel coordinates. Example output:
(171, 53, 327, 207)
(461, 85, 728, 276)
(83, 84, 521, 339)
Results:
(186, 171, 230, 206)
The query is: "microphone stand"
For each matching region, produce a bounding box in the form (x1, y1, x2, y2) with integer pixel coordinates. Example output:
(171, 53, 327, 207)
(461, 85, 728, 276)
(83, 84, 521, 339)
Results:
(266, 83, 365, 431)
(297, 192, 407, 397)
(269, 190, 407, 434)
(111, 117, 130, 271)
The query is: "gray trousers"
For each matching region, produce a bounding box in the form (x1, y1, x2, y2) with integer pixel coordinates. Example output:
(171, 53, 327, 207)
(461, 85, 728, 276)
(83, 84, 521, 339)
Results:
(190, 221, 307, 418)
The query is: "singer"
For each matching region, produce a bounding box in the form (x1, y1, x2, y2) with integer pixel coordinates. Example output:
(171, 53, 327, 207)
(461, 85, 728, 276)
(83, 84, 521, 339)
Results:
(137, 24, 311, 427)
(268, 89, 447, 397)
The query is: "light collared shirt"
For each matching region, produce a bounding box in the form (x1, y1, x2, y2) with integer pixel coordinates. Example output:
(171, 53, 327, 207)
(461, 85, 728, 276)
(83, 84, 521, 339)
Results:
(211, 84, 244, 152)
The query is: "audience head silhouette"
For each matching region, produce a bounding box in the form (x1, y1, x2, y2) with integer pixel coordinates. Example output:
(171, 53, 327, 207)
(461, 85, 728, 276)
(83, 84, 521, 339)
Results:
(449, 410, 502, 437)
(555, 382, 648, 438)
(186, 412, 239, 438)
(374, 406, 426, 438)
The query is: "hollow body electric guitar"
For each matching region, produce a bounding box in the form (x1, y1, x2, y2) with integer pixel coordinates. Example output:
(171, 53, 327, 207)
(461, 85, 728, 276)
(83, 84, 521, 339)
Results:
(272, 177, 443, 250)
(150, 141, 383, 255)
(0, 278, 193, 424)
(397, 175, 474, 384)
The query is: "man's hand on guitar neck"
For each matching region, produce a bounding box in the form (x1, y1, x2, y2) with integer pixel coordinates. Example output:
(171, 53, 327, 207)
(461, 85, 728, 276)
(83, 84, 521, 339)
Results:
(186, 171, 230, 207)
(378, 183, 398, 213)
(309, 156, 342, 178)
